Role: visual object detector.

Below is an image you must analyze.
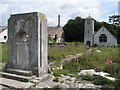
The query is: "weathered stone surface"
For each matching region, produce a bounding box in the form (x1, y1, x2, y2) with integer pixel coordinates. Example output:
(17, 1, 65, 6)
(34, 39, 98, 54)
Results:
(37, 75, 58, 88)
(7, 12, 48, 77)
(5, 68, 32, 76)
(78, 69, 95, 76)
(0, 71, 35, 82)
(0, 77, 33, 88)
(94, 71, 115, 81)
(58, 83, 69, 88)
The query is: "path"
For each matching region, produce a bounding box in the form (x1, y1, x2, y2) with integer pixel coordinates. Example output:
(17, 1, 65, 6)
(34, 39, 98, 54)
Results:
(62, 48, 92, 61)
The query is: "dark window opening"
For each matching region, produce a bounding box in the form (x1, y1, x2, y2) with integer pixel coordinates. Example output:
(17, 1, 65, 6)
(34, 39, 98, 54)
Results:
(87, 21, 90, 24)
(99, 34, 107, 42)
(4, 36, 7, 39)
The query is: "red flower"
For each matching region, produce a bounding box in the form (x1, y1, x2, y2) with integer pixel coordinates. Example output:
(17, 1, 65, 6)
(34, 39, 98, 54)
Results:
(106, 59, 112, 63)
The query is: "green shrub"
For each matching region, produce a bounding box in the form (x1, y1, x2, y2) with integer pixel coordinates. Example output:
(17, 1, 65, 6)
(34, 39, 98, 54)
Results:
(53, 69, 69, 77)
(115, 78, 120, 90)
(63, 60, 81, 74)
(82, 75, 93, 81)
(104, 63, 120, 77)
(101, 84, 114, 89)
(53, 77, 59, 82)
(53, 72, 61, 77)
(75, 78, 81, 83)
(92, 76, 114, 85)
(48, 69, 51, 74)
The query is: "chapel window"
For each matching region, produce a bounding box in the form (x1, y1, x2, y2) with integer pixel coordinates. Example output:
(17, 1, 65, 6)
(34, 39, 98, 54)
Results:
(87, 21, 90, 24)
(99, 34, 107, 42)
(4, 36, 7, 39)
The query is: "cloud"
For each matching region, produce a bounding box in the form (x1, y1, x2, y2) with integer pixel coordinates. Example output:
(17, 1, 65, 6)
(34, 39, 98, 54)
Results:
(0, 0, 119, 26)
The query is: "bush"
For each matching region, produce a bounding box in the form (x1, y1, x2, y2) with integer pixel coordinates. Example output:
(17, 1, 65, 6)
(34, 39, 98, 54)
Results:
(92, 75, 114, 85)
(53, 72, 61, 77)
(53, 69, 69, 77)
(104, 63, 120, 77)
(101, 84, 114, 89)
(53, 77, 59, 82)
(115, 78, 120, 90)
(82, 75, 93, 81)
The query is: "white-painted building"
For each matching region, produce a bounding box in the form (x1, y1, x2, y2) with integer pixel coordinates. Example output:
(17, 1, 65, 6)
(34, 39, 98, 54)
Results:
(94, 26, 117, 46)
(47, 26, 64, 43)
(84, 16, 117, 46)
(47, 15, 64, 43)
(0, 26, 8, 43)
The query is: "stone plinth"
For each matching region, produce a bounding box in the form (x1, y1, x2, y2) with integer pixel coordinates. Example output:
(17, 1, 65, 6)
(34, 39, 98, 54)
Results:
(7, 12, 48, 77)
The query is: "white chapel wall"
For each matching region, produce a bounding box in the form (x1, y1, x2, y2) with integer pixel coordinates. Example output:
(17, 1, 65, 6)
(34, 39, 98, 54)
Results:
(94, 27, 117, 46)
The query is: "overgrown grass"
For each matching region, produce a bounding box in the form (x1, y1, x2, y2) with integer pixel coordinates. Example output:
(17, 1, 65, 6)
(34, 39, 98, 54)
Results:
(48, 42, 87, 62)
(63, 46, 120, 77)
(53, 69, 69, 77)
(0, 43, 8, 63)
(1, 42, 119, 88)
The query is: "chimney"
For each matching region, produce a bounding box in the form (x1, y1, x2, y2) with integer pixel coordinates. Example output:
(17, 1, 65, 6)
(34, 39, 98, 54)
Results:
(57, 15, 60, 27)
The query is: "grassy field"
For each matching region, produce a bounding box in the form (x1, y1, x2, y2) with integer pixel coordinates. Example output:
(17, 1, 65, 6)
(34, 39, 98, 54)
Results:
(0, 43, 8, 63)
(63, 46, 119, 77)
(1, 42, 119, 76)
(48, 43, 119, 88)
(0, 42, 119, 88)
(48, 42, 87, 62)
(48, 43, 119, 77)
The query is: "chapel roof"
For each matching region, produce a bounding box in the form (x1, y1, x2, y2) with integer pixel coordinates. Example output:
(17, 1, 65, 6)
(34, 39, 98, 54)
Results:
(85, 15, 94, 20)
(47, 26, 63, 35)
(47, 26, 64, 38)
(94, 26, 117, 39)
(0, 26, 7, 33)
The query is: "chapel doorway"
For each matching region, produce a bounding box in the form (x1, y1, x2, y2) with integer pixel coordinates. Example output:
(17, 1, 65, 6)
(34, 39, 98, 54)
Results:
(87, 41, 91, 47)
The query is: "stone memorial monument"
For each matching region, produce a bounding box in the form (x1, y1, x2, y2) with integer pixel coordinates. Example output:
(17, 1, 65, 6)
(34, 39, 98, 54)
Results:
(7, 12, 48, 77)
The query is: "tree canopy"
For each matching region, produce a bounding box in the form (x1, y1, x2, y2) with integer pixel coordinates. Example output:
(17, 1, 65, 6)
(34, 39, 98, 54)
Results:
(109, 15, 120, 26)
(63, 16, 120, 43)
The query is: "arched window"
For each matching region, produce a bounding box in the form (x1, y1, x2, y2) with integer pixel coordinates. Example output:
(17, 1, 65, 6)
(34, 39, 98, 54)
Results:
(4, 36, 7, 39)
(87, 21, 90, 24)
(99, 34, 107, 42)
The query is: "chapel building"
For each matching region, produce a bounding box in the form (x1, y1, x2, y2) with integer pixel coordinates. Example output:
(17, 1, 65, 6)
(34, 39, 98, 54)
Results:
(84, 15, 117, 46)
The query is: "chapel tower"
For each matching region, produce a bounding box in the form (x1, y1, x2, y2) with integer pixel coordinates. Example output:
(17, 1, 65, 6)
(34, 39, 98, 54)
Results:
(84, 15, 94, 46)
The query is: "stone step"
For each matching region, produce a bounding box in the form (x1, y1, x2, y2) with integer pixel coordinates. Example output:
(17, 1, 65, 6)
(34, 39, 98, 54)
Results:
(0, 71, 35, 82)
(0, 77, 33, 88)
(5, 68, 32, 76)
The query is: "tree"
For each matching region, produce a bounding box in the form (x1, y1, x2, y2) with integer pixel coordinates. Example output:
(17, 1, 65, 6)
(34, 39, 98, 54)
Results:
(63, 17, 84, 42)
(63, 16, 120, 43)
(53, 34, 58, 42)
(109, 15, 120, 26)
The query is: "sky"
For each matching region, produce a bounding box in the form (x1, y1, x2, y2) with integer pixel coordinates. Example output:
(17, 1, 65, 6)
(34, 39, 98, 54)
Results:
(0, 0, 119, 26)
